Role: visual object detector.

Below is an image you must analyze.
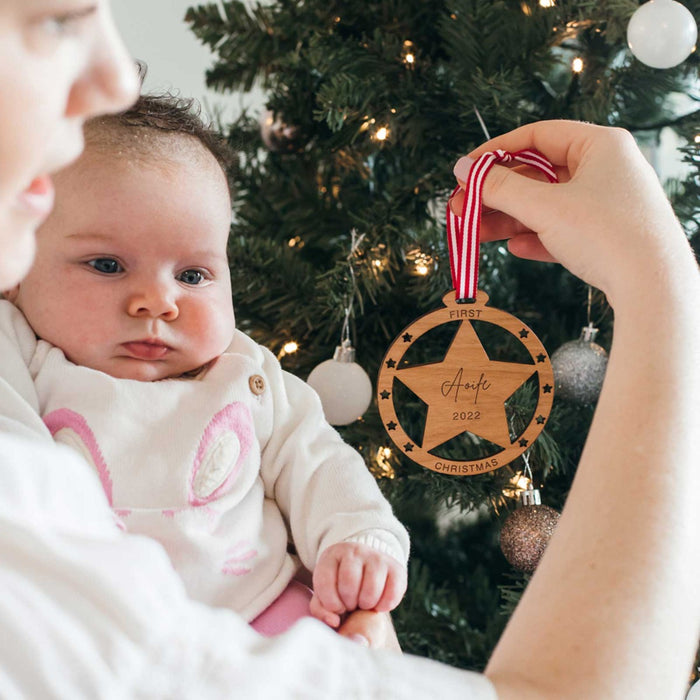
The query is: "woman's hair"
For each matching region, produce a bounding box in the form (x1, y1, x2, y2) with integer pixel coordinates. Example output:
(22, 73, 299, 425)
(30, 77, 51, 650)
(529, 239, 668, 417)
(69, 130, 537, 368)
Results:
(84, 91, 234, 191)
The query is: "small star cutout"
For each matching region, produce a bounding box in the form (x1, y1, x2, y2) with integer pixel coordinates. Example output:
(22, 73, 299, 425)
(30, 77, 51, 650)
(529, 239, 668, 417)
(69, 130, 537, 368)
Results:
(385, 358, 396, 369)
(402, 333, 413, 343)
(536, 353, 546, 363)
(543, 384, 553, 394)
(536, 415, 546, 424)
(380, 390, 391, 400)
(519, 328, 530, 339)
(403, 442, 414, 452)
(387, 421, 397, 431)
(519, 438, 529, 447)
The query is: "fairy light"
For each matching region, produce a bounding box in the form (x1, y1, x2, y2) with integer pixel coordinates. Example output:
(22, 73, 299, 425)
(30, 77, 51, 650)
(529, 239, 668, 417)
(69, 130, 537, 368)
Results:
(360, 117, 374, 133)
(373, 126, 390, 141)
(572, 57, 584, 73)
(503, 472, 533, 499)
(375, 446, 396, 479)
(694, 134, 700, 144)
(288, 235, 305, 248)
(539, 0, 555, 7)
(369, 243, 388, 273)
(406, 247, 435, 276)
(277, 341, 299, 359)
(401, 40, 416, 67)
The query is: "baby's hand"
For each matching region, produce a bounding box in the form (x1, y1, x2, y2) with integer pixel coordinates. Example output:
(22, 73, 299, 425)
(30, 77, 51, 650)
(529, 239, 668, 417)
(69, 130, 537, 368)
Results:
(309, 542, 407, 628)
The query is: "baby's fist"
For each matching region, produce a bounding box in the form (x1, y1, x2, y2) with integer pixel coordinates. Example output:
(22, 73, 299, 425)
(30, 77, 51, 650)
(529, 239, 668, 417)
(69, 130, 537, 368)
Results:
(309, 542, 407, 628)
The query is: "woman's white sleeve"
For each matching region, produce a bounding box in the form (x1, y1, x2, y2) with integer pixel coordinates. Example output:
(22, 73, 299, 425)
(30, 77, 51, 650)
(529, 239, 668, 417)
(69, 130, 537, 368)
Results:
(0, 433, 495, 699)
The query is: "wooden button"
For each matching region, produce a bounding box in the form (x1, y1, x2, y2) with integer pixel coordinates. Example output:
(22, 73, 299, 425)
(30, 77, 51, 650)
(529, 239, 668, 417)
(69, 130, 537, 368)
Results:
(249, 374, 265, 395)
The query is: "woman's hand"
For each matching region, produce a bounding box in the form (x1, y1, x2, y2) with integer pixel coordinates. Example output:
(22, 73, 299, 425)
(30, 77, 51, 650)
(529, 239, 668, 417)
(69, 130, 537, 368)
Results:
(450, 120, 691, 305)
(337, 609, 401, 651)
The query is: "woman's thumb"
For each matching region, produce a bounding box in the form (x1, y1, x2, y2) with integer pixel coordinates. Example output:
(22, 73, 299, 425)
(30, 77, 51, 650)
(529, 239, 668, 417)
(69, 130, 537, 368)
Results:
(452, 155, 555, 231)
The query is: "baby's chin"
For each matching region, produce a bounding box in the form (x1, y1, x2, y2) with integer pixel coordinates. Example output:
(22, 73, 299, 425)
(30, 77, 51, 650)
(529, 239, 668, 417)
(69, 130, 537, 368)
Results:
(85, 357, 208, 382)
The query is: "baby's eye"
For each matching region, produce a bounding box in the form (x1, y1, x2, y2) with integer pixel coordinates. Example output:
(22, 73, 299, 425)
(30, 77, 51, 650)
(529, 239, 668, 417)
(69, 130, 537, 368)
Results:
(177, 269, 206, 286)
(88, 258, 123, 274)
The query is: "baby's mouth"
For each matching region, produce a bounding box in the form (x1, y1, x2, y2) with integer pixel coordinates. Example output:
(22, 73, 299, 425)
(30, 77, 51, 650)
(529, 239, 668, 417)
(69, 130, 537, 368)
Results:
(121, 340, 172, 360)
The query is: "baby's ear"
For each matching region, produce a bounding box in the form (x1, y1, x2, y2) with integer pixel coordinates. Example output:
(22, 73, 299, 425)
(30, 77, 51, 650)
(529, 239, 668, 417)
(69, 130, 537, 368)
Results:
(2, 285, 19, 303)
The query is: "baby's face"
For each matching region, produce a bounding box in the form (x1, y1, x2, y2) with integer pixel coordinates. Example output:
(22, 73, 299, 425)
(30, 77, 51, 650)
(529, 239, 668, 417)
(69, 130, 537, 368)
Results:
(10, 146, 236, 381)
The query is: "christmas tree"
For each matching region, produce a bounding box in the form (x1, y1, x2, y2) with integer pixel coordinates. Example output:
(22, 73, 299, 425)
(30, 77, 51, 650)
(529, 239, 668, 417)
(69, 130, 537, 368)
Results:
(185, 0, 700, 675)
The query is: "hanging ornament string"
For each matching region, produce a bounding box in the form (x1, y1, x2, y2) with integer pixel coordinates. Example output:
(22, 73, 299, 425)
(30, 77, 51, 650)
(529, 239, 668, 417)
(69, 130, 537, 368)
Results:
(446, 149, 559, 303)
(340, 229, 366, 347)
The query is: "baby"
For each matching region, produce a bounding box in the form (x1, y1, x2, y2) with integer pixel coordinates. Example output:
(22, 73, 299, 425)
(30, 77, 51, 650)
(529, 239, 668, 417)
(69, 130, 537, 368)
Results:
(1, 94, 408, 635)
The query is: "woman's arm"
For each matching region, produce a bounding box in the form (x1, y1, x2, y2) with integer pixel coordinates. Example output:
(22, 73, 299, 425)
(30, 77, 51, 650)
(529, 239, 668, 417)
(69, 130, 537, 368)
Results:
(451, 121, 700, 699)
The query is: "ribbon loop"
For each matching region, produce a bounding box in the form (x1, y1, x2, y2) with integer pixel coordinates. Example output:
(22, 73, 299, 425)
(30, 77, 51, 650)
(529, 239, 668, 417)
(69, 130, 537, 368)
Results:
(446, 148, 558, 302)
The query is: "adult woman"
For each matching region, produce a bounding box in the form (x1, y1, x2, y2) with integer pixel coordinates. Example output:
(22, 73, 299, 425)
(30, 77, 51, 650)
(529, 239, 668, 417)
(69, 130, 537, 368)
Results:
(0, 2, 698, 697)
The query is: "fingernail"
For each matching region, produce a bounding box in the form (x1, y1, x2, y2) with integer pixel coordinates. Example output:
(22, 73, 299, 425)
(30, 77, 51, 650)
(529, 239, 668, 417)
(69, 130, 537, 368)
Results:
(348, 634, 370, 647)
(453, 155, 475, 185)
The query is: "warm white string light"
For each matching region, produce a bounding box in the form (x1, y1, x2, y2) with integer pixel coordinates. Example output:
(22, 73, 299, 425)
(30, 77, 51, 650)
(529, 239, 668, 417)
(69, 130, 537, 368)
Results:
(402, 40, 416, 66)
(375, 446, 396, 478)
(277, 341, 299, 359)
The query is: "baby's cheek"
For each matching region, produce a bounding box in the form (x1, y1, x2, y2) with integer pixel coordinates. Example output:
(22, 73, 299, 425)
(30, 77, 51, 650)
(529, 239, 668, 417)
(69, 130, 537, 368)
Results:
(195, 300, 235, 355)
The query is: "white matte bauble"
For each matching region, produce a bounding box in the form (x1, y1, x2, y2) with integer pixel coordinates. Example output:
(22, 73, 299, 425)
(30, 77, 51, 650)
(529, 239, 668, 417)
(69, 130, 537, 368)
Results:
(687, 679, 700, 700)
(307, 341, 373, 425)
(627, 0, 698, 69)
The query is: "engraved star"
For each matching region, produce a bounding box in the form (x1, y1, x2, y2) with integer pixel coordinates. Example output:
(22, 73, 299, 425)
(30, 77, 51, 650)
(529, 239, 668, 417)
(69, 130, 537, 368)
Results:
(537, 353, 546, 363)
(519, 438, 529, 447)
(402, 333, 413, 343)
(404, 442, 414, 452)
(387, 421, 397, 431)
(543, 384, 553, 393)
(536, 415, 546, 424)
(386, 358, 396, 368)
(519, 328, 530, 338)
(380, 390, 391, 400)
(395, 320, 536, 451)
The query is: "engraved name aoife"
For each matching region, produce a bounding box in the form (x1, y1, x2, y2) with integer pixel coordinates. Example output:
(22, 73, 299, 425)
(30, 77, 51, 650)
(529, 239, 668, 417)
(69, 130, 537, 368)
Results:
(441, 368, 491, 405)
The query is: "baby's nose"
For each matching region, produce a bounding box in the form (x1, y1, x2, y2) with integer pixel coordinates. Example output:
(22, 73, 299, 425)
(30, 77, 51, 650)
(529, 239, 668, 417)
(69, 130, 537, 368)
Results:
(127, 284, 179, 320)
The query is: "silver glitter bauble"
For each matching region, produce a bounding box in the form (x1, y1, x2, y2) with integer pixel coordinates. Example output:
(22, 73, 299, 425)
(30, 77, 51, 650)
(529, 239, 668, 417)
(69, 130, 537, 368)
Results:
(551, 324, 608, 404)
(500, 487, 560, 573)
(259, 109, 301, 152)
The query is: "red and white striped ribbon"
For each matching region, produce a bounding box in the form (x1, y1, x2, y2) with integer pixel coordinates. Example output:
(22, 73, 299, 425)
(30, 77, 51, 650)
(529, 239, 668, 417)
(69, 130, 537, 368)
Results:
(446, 148, 558, 302)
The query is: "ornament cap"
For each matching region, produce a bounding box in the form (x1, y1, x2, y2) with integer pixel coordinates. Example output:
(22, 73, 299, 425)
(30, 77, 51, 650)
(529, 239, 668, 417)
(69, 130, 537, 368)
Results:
(521, 485, 542, 506)
(580, 323, 599, 343)
(333, 339, 356, 363)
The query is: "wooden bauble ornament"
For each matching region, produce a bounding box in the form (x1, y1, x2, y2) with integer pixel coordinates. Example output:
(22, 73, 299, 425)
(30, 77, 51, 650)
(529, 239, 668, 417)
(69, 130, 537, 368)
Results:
(377, 290, 554, 476)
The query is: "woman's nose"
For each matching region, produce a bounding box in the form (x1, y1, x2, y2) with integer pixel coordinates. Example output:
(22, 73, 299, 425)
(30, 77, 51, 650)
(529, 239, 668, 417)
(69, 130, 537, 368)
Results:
(65, 6, 139, 119)
(127, 283, 179, 321)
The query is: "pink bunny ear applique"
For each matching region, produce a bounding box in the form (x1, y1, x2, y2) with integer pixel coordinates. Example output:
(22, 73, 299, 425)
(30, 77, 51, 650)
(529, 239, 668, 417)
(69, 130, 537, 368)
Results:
(43, 408, 113, 506)
(188, 402, 254, 506)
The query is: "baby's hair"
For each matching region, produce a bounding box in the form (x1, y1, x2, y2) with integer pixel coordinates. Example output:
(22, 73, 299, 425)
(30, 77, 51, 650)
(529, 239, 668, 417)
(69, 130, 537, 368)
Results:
(84, 91, 234, 192)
